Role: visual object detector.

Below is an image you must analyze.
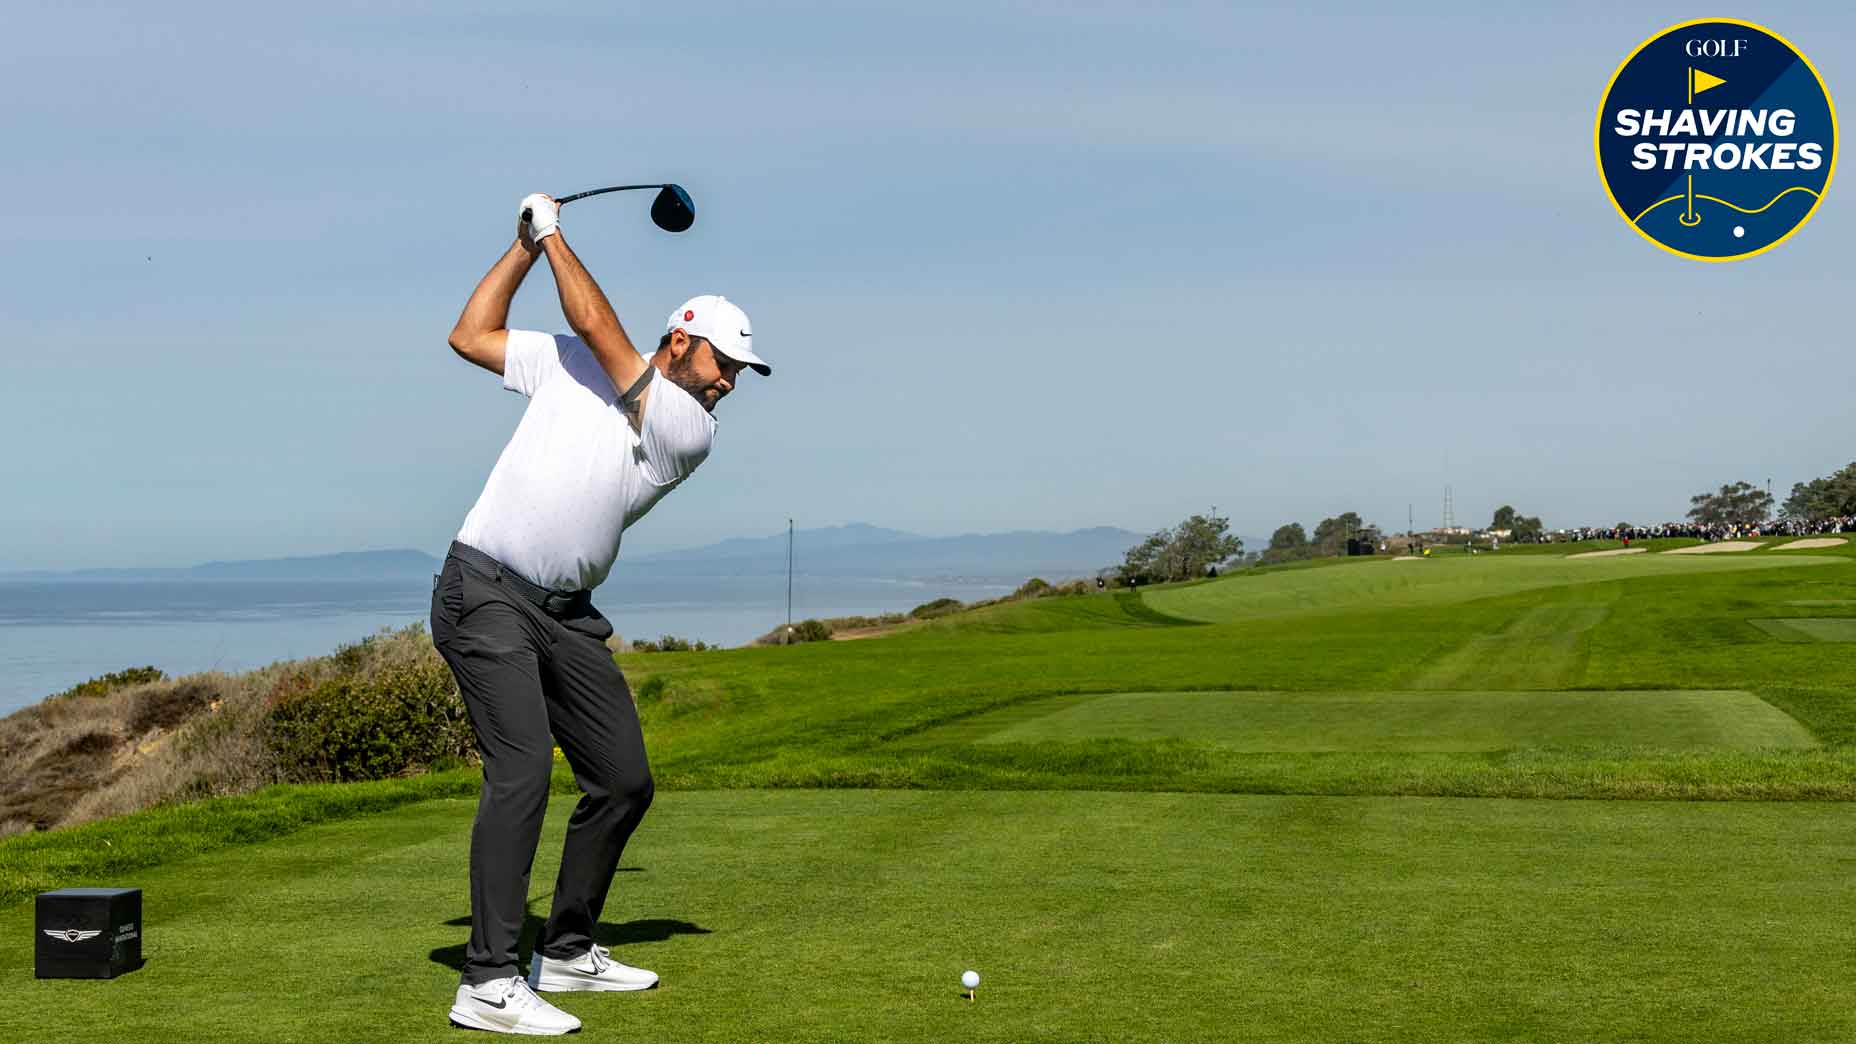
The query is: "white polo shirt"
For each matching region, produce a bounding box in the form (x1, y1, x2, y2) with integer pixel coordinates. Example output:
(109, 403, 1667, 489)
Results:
(456, 329, 716, 592)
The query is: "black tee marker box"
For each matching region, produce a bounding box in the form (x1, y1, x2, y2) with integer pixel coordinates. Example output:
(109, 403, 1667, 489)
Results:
(35, 888, 143, 979)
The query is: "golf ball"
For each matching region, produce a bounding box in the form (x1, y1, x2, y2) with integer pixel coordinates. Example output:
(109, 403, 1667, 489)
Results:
(962, 970, 980, 989)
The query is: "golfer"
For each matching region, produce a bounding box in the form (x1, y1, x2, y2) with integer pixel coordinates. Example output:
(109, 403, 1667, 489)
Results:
(432, 193, 769, 1036)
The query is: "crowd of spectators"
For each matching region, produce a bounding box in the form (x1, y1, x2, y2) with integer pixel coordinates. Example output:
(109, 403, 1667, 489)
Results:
(1559, 516, 1856, 543)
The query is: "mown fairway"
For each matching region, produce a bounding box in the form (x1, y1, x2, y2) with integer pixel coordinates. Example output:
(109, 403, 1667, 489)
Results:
(922, 689, 1816, 752)
(5, 545, 1856, 1042)
(614, 547, 1856, 799)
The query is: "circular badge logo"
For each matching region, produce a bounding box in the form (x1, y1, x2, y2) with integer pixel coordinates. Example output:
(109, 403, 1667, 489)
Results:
(1596, 19, 1836, 261)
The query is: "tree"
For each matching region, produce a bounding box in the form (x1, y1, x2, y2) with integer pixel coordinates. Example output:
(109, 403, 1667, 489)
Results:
(1164, 513, 1244, 580)
(1491, 505, 1517, 530)
(1311, 512, 1363, 555)
(1269, 523, 1307, 550)
(1687, 481, 1773, 527)
(1510, 515, 1545, 541)
(1262, 523, 1310, 565)
(1784, 462, 1856, 519)
(1117, 528, 1172, 584)
(1118, 513, 1246, 583)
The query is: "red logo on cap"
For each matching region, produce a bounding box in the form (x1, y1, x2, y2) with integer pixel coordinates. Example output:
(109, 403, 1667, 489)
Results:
(684, 310, 694, 321)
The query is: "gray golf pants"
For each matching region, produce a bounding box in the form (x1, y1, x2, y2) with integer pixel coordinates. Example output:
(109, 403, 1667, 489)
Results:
(430, 549, 654, 986)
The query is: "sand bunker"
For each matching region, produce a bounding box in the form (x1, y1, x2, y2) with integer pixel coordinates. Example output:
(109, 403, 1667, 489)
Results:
(1663, 541, 1764, 555)
(1388, 555, 1422, 562)
(1771, 538, 1848, 550)
(1568, 548, 1647, 559)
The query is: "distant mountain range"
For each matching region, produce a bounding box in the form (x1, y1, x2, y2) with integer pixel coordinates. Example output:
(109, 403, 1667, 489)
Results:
(0, 550, 444, 582)
(3, 524, 1144, 584)
(630, 523, 1142, 581)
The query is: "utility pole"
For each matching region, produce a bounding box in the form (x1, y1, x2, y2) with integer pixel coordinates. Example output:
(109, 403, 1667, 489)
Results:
(785, 518, 794, 646)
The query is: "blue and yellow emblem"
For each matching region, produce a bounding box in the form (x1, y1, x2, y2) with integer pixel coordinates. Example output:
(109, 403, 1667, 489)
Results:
(1596, 19, 1836, 261)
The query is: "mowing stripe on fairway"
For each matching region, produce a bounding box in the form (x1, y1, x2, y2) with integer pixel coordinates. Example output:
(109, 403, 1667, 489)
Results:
(936, 690, 1817, 752)
(1749, 618, 1856, 643)
(1143, 553, 1846, 623)
(1413, 601, 1612, 690)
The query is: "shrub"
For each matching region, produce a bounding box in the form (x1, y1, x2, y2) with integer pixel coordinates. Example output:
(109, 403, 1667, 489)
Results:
(51, 667, 166, 702)
(791, 619, 833, 643)
(266, 660, 476, 783)
(1010, 577, 1091, 600)
(633, 635, 715, 653)
(127, 679, 222, 735)
(909, 597, 965, 620)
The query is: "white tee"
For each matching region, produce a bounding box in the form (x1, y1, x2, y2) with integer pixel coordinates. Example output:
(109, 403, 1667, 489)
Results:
(456, 329, 716, 592)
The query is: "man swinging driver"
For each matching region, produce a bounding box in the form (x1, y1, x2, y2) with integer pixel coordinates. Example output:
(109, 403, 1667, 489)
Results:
(433, 193, 770, 1035)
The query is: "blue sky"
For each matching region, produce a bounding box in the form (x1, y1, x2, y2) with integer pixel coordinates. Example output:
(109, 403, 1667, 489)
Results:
(4, 1, 1851, 568)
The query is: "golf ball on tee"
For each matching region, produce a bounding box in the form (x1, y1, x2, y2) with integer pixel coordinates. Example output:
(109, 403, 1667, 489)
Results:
(962, 970, 981, 990)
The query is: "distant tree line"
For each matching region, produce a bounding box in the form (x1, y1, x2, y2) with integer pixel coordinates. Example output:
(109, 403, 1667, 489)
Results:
(1117, 512, 1245, 584)
(1260, 511, 1383, 564)
(1784, 462, 1856, 519)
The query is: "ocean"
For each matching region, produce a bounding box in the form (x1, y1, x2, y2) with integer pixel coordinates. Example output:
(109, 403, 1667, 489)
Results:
(0, 573, 1014, 717)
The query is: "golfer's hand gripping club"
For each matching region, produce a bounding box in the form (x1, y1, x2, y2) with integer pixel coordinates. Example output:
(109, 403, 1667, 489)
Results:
(519, 193, 560, 245)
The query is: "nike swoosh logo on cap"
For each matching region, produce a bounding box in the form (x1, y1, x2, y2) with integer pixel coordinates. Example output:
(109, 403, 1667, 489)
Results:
(739, 330, 751, 337)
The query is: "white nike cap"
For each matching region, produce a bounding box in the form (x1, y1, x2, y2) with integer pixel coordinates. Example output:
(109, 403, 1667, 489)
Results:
(666, 295, 770, 376)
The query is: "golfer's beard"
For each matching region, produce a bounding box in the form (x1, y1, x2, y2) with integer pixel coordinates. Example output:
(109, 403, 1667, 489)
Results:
(666, 355, 722, 411)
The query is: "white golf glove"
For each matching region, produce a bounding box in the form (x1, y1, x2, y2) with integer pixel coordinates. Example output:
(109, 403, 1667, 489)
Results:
(520, 193, 560, 243)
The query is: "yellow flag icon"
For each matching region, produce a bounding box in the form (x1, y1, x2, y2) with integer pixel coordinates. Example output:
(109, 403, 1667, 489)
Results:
(1689, 67, 1726, 103)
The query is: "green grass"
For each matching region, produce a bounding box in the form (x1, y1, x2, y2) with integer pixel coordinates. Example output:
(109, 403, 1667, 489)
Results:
(1750, 618, 1856, 642)
(7, 545, 1856, 1042)
(917, 689, 1817, 752)
(0, 771, 480, 907)
(1143, 552, 1841, 623)
(5, 790, 1856, 1044)
(591, 552, 1856, 798)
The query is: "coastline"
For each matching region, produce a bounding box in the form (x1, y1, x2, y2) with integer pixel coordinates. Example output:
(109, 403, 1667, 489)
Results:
(0, 573, 1019, 717)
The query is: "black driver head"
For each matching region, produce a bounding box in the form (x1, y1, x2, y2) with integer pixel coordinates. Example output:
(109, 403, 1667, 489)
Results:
(651, 184, 696, 233)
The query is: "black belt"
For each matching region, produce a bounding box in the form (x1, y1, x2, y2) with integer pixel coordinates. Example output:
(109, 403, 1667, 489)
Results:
(448, 541, 591, 616)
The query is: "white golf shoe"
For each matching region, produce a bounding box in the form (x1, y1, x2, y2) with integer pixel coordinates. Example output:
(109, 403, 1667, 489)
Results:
(528, 944, 659, 992)
(448, 974, 582, 1035)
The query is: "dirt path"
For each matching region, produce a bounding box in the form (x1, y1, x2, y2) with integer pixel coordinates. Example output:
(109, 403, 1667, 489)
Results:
(830, 624, 910, 641)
